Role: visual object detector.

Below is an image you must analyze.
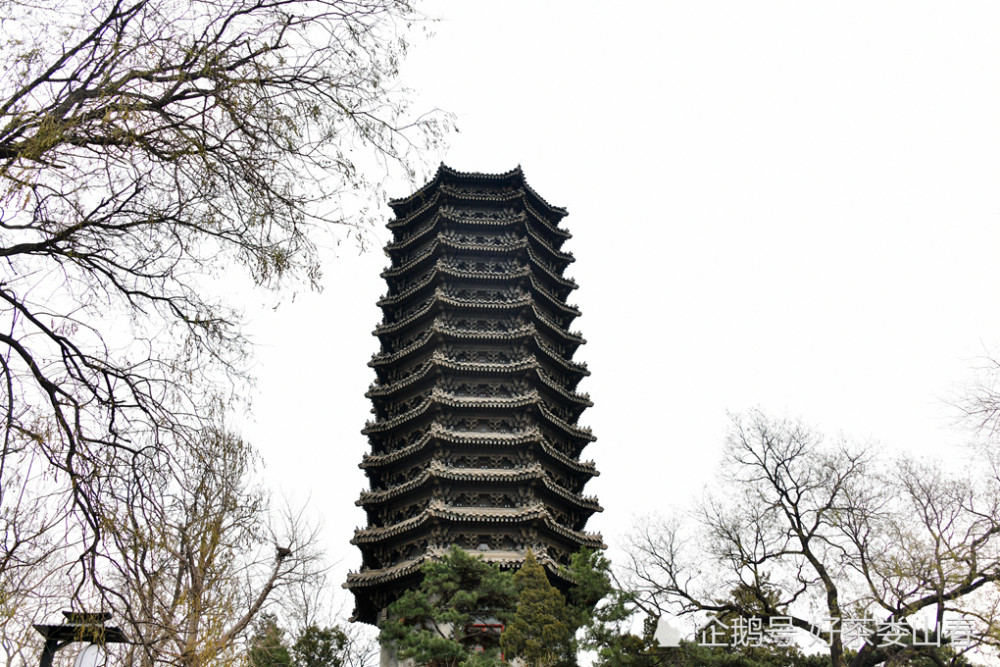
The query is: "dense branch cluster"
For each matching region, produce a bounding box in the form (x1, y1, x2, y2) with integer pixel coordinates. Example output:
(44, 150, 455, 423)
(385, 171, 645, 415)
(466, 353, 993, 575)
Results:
(0, 0, 444, 662)
(0, 0, 444, 587)
(110, 431, 324, 667)
(624, 411, 1000, 667)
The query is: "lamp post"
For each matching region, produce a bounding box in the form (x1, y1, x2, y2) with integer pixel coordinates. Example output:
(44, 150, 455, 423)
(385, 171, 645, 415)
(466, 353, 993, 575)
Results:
(33, 612, 128, 667)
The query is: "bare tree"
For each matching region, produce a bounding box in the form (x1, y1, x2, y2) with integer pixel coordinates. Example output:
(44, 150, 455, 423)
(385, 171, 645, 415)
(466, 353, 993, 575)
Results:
(282, 553, 380, 667)
(0, 0, 445, 587)
(626, 410, 1000, 667)
(960, 355, 1000, 439)
(107, 429, 324, 667)
(0, 444, 76, 667)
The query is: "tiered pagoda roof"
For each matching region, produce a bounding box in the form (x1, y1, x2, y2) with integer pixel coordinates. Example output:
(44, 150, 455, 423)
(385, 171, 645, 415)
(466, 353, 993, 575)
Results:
(346, 165, 602, 624)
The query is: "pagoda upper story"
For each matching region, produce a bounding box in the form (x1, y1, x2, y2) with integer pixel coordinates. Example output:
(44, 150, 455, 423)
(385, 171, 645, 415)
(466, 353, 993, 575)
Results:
(346, 165, 602, 625)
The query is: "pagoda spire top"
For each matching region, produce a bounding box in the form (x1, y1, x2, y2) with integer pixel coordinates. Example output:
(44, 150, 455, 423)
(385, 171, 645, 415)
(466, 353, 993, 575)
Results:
(388, 163, 567, 219)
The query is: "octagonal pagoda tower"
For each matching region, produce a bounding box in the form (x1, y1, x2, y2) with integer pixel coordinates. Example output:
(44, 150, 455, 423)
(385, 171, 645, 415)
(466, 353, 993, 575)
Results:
(346, 165, 602, 624)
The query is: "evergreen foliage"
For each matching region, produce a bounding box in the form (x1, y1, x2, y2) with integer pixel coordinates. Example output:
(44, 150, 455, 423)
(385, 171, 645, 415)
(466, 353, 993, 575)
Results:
(562, 549, 829, 667)
(565, 549, 653, 667)
(291, 625, 350, 667)
(500, 550, 576, 667)
(565, 549, 615, 611)
(248, 615, 293, 667)
(245, 617, 367, 667)
(380, 546, 516, 667)
(660, 641, 833, 667)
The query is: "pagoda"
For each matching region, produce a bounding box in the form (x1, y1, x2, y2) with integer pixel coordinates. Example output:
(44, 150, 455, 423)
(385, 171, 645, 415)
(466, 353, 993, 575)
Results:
(346, 165, 603, 624)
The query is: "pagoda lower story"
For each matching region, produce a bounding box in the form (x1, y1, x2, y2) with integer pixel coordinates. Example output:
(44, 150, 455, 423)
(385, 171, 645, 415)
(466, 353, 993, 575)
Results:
(346, 166, 603, 624)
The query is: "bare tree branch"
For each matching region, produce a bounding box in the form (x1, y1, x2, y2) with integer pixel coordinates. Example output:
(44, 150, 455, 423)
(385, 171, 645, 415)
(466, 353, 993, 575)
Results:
(624, 410, 1000, 667)
(0, 0, 448, 597)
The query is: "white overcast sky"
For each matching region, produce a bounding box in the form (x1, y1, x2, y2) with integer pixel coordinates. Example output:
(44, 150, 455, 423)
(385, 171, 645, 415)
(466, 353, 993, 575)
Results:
(239, 1, 1000, 615)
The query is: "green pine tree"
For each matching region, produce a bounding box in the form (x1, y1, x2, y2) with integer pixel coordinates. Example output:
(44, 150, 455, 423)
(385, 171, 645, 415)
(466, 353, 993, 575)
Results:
(501, 550, 576, 667)
(380, 545, 516, 667)
(291, 625, 349, 667)
(247, 614, 292, 667)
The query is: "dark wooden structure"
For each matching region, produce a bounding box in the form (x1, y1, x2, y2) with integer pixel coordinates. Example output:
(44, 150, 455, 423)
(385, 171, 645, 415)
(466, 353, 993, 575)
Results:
(346, 166, 602, 624)
(33, 612, 128, 667)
